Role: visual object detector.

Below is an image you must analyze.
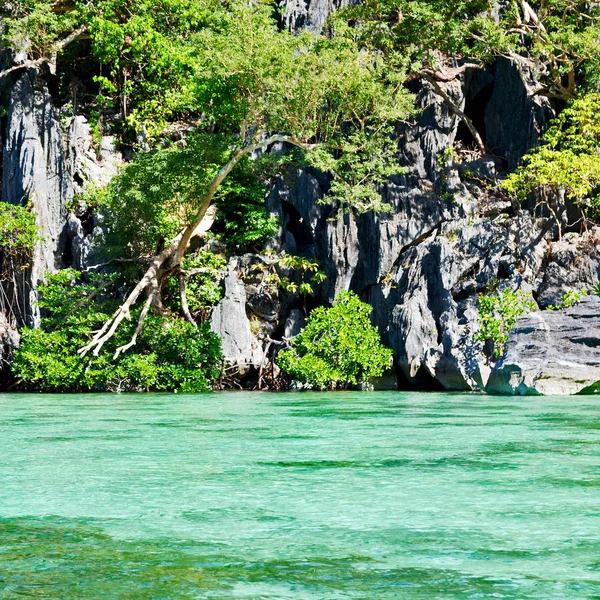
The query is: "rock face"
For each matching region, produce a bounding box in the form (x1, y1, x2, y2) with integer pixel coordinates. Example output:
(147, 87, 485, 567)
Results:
(0, 16, 596, 393)
(210, 259, 264, 374)
(266, 59, 564, 391)
(487, 297, 600, 395)
(0, 68, 122, 326)
(280, 0, 350, 31)
(2, 68, 73, 325)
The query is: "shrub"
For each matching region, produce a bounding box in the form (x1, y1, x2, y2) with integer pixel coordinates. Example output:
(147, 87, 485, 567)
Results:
(277, 290, 392, 389)
(0, 203, 39, 257)
(546, 288, 588, 310)
(475, 289, 536, 357)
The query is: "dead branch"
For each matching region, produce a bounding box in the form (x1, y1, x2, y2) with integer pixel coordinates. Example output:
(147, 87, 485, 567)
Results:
(78, 233, 182, 357)
(82, 257, 147, 272)
(421, 72, 486, 154)
(0, 25, 88, 79)
(181, 267, 213, 276)
(113, 289, 154, 359)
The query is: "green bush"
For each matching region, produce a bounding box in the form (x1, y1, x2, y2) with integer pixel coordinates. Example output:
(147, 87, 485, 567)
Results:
(475, 289, 536, 358)
(0, 202, 39, 259)
(277, 291, 392, 389)
(11, 270, 223, 392)
(547, 288, 588, 310)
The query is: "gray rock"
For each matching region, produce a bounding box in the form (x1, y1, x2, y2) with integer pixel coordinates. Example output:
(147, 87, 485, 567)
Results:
(485, 58, 551, 170)
(487, 296, 600, 395)
(2, 68, 73, 325)
(210, 259, 264, 374)
(284, 309, 305, 339)
(0, 312, 19, 379)
(67, 115, 122, 194)
(280, 0, 349, 31)
(536, 235, 600, 308)
(389, 232, 487, 391)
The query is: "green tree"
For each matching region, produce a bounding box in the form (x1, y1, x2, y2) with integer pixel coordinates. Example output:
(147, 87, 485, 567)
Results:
(0, 203, 39, 324)
(277, 291, 393, 389)
(65, 0, 413, 359)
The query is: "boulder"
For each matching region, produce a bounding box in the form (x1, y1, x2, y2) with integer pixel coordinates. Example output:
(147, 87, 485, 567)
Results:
(486, 296, 600, 395)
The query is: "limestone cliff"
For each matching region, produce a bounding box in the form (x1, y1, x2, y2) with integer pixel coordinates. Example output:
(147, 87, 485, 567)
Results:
(1, 1, 599, 393)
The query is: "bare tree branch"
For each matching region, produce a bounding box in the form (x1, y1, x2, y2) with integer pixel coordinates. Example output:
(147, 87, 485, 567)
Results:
(421, 72, 486, 154)
(113, 289, 154, 359)
(0, 25, 88, 79)
(78, 133, 318, 358)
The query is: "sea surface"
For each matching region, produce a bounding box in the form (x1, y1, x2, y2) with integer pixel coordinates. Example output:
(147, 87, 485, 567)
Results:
(0, 391, 598, 599)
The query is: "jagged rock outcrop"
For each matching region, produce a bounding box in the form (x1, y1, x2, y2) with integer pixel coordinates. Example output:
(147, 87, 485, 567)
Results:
(0, 68, 122, 325)
(210, 259, 264, 374)
(0, 10, 594, 393)
(68, 115, 121, 194)
(2, 68, 73, 325)
(484, 58, 551, 170)
(487, 296, 600, 395)
(266, 57, 561, 391)
(280, 0, 349, 31)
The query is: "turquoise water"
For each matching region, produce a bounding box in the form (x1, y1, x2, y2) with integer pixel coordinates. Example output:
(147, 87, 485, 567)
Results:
(0, 391, 599, 599)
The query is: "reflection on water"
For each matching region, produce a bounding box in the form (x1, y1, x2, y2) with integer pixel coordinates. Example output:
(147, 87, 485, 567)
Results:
(0, 391, 599, 599)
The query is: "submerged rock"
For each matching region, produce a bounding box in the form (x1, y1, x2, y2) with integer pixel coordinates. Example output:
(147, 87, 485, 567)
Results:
(486, 296, 600, 395)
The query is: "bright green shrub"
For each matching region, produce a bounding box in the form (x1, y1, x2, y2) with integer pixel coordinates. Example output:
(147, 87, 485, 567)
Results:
(277, 290, 393, 389)
(502, 94, 600, 218)
(475, 289, 536, 357)
(0, 203, 39, 257)
(11, 270, 222, 392)
(547, 288, 588, 310)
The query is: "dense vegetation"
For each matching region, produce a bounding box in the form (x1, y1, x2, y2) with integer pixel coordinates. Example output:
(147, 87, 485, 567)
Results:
(2, 0, 600, 390)
(12, 270, 222, 392)
(277, 292, 393, 389)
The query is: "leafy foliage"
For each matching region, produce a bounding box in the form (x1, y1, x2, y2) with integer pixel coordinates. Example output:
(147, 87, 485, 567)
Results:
(503, 93, 600, 216)
(254, 254, 327, 297)
(339, 0, 600, 99)
(4, 0, 414, 213)
(0, 203, 39, 258)
(475, 289, 536, 357)
(546, 288, 588, 310)
(0, 0, 79, 59)
(277, 291, 392, 389)
(96, 135, 278, 258)
(162, 250, 227, 323)
(11, 270, 223, 392)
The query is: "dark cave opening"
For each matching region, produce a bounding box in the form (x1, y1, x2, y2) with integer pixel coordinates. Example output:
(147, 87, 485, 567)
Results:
(454, 83, 493, 149)
(283, 202, 314, 253)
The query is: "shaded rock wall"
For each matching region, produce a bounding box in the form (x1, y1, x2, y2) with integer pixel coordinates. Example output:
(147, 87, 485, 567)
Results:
(262, 58, 568, 391)
(3, 68, 72, 325)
